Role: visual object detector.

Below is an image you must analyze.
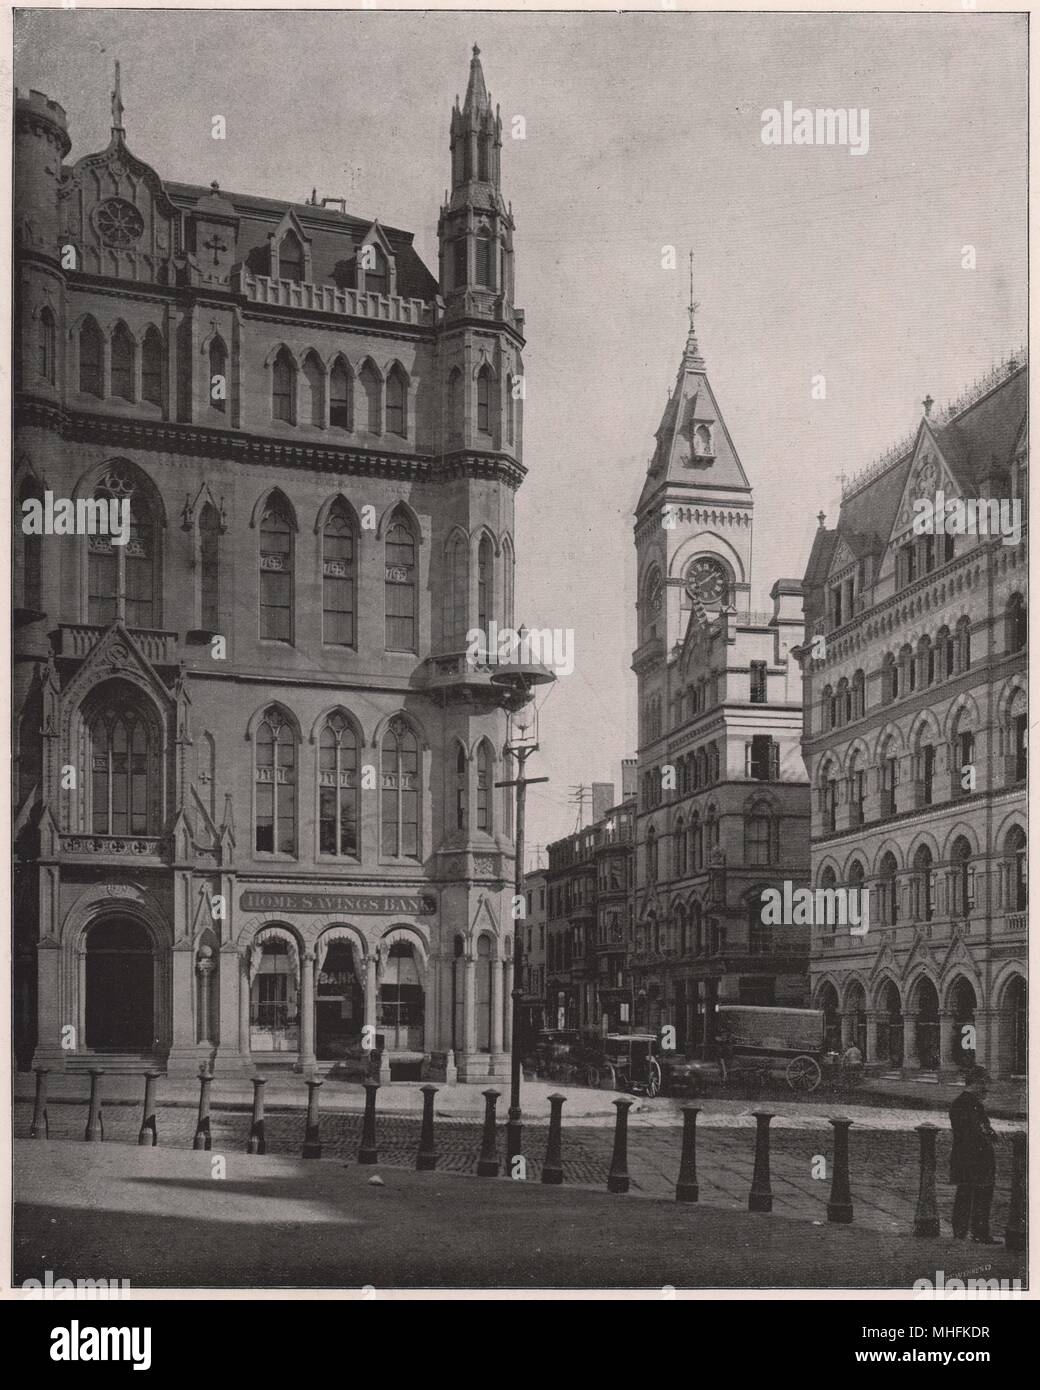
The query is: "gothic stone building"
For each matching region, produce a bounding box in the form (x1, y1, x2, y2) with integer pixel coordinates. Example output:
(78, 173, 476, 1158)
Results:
(13, 49, 528, 1082)
(631, 316, 811, 1052)
(799, 359, 1027, 1079)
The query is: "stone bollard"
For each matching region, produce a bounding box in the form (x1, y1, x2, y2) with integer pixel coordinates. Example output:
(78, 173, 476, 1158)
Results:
(84, 1069, 104, 1143)
(1005, 1131, 1026, 1252)
(607, 1098, 634, 1194)
(827, 1117, 854, 1224)
(137, 1071, 160, 1147)
(541, 1093, 566, 1185)
(247, 1077, 267, 1155)
(676, 1105, 700, 1203)
(29, 1067, 49, 1140)
(357, 1081, 379, 1165)
(193, 1066, 213, 1152)
(913, 1123, 940, 1237)
(302, 1078, 323, 1159)
(476, 1089, 501, 1177)
(748, 1111, 774, 1213)
(416, 1084, 439, 1171)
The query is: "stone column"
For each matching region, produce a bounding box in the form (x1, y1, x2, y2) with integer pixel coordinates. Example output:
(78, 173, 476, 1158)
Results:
(489, 954, 504, 1072)
(167, 943, 202, 1075)
(298, 948, 316, 1074)
(463, 952, 477, 1060)
(864, 1010, 879, 1069)
(902, 1011, 920, 1075)
(31, 941, 64, 1069)
(238, 949, 252, 1058)
(840, 1012, 853, 1047)
(196, 948, 215, 1046)
(938, 1008, 956, 1076)
(216, 943, 249, 1074)
(502, 955, 513, 1054)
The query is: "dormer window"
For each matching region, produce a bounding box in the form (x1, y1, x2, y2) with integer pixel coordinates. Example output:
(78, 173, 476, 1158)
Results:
(364, 246, 388, 297)
(694, 424, 712, 456)
(279, 231, 304, 284)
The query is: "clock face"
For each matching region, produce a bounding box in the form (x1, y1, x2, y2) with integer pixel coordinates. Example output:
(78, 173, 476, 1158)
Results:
(685, 557, 728, 607)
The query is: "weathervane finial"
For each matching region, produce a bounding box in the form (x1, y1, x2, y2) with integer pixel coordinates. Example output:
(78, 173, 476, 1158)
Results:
(111, 60, 125, 135)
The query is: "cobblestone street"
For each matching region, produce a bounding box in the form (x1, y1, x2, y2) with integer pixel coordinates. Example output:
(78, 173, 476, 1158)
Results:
(14, 1101, 1016, 1237)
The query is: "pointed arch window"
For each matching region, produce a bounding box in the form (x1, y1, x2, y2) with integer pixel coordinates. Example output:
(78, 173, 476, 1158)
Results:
(79, 317, 104, 397)
(111, 324, 135, 401)
(1006, 593, 1027, 653)
(848, 751, 865, 826)
(381, 717, 420, 859)
(19, 480, 43, 613)
(87, 464, 159, 628)
(475, 230, 496, 289)
(444, 533, 469, 650)
(364, 246, 388, 297)
(360, 361, 381, 433)
(208, 336, 228, 414)
(385, 511, 417, 652)
(38, 306, 56, 385)
(322, 503, 356, 647)
(1005, 825, 1027, 912)
(455, 746, 467, 831)
(646, 824, 658, 883)
(272, 349, 296, 423)
(447, 367, 462, 437)
(476, 742, 491, 832)
(745, 803, 777, 865)
(199, 502, 221, 632)
(255, 708, 296, 854)
(330, 358, 353, 430)
(259, 496, 293, 642)
(879, 851, 899, 925)
(477, 534, 493, 631)
(477, 364, 492, 435)
(691, 813, 703, 873)
(89, 698, 159, 835)
(318, 712, 359, 857)
(956, 616, 972, 673)
(279, 231, 304, 284)
(912, 844, 935, 922)
(141, 327, 163, 407)
(505, 374, 516, 445)
(303, 351, 325, 428)
(952, 837, 975, 917)
(386, 364, 407, 437)
(453, 237, 468, 290)
(502, 539, 514, 628)
(674, 814, 687, 876)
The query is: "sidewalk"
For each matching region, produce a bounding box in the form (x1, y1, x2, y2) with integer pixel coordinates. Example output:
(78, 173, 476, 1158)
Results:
(854, 1075, 1026, 1122)
(13, 1140, 1028, 1291)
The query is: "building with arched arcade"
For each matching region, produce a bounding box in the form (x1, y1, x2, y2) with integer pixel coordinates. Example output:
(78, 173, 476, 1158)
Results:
(798, 359, 1027, 1079)
(13, 51, 526, 1082)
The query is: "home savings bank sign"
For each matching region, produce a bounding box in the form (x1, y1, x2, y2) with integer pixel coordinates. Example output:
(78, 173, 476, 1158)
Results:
(240, 891, 436, 916)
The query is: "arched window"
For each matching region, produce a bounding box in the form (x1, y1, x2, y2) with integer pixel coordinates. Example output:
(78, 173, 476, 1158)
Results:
(1006, 593, 1027, 653)
(951, 836, 974, 918)
(272, 348, 296, 423)
(360, 360, 381, 433)
(476, 742, 491, 833)
(330, 358, 352, 430)
(259, 495, 293, 641)
(79, 317, 104, 397)
(199, 502, 220, 632)
(322, 502, 355, 647)
(447, 367, 462, 438)
(364, 246, 388, 297)
(936, 626, 954, 680)
(443, 534, 469, 650)
(879, 740, 899, 817)
(881, 652, 897, 703)
(502, 538, 514, 628)
(385, 510, 417, 652)
(1005, 825, 1027, 912)
(912, 844, 935, 922)
(819, 864, 837, 932)
(745, 802, 777, 865)
(848, 750, 865, 826)
(836, 678, 850, 728)
(646, 824, 658, 883)
(915, 735, 935, 807)
(88, 695, 159, 835)
(386, 365, 407, 437)
(318, 712, 359, 857)
(478, 135, 491, 182)
(821, 763, 838, 833)
(381, 717, 420, 859)
(38, 306, 56, 384)
(821, 684, 834, 730)
(676, 903, 688, 956)
(279, 231, 304, 284)
(453, 237, 468, 289)
(748, 892, 771, 954)
(19, 479, 43, 613)
(505, 374, 517, 445)
(208, 336, 227, 414)
(848, 858, 866, 923)
(87, 463, 159, 628)
(879, 851, 899, 925)
(694, 424, 712, 456)
(455, 746, 467, 831)
(303, 351, 324, 428)
(953, 717, 975, 799)
(475, 230, 496, 288)
(852, 669, 865, 719)
(695, 748, 707, 788)
(477, 534, 493, 632)
(690, 813, 703, 873)
(141, 326, 163, 407)
(674, 815, 687, 876)
(917, 635, 934, 688)
(255, 707, 296, 854)
(477, 365, 492, 435)
(110, 324, 135, 401)
(899, 642, 915, 694)
(956, 616, 972, 673)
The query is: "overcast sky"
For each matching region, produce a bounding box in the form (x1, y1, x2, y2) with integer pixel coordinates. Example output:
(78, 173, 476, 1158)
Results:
(15, 8, 1026, 862)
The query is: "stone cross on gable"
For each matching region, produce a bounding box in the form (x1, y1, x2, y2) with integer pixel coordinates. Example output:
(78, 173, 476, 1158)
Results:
(204, 234, 228, 267)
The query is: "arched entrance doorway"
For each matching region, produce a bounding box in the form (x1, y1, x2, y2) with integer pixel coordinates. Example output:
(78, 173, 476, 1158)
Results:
(877, 981, 903, 1068)
(817, 982, 840, 1052)
(85, 918, 155, 1051)
(378, 940, 424, 1051)
(912, 978, 940, 1071)
(315, 940, 364, 1061)
(950, 978, 977, 1071)
(998, 975, 1027, 1077)
(249, 938, 300, 1054)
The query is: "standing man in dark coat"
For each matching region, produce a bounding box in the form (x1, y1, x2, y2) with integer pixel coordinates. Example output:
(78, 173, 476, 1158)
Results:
(948, 1066, 1000, 1243)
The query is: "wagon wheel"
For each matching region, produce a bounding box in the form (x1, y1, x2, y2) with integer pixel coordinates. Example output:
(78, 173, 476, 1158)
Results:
(645, 1058, 662, 1098)
(584, 1064, 601, 1090)
(787, 1055, 822, 1093)
(604, 1063, 618, 1092)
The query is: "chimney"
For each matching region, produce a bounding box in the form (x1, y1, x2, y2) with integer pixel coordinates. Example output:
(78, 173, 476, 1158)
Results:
(591, 782, 615, 825)
(621, 758, 638, 800)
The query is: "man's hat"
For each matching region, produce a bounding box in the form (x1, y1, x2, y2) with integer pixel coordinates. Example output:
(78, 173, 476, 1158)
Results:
(964, 1065, 990, 1085)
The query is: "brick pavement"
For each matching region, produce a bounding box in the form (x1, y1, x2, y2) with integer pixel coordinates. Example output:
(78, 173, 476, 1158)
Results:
(13, 1101, 1015, 1238)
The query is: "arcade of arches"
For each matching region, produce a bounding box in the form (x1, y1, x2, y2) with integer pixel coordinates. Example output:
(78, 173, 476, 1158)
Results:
(813, 971, 1026, 1079)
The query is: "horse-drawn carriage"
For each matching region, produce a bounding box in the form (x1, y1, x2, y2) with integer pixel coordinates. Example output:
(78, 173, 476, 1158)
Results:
(715, 1004, 841, 1094)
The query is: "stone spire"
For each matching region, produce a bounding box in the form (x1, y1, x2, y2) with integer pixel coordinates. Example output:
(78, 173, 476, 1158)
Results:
(463, 43, 490, 115)
(110, 60, 125, 138)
